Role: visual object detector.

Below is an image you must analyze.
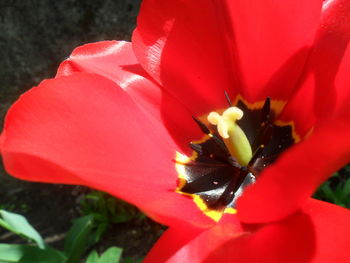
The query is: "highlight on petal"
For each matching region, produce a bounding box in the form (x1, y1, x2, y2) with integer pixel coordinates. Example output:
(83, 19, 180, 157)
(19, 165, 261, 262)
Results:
(57, 41, 142, 85)
(57, 40, 202, 153)
(0, 73, 213, 227)
(279, 0, 350, 136)
(133, 0, 323, 115)
(56, 41, 172, 121)
(309, 0, 350, 120)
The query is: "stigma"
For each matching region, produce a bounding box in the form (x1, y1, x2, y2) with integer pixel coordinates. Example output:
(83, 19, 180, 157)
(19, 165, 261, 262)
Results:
(208, 107, 252, 166)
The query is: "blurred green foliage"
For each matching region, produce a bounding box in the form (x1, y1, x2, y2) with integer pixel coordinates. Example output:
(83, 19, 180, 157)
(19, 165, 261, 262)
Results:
(314, 165, 350, 208)
(0, 191, 145, 263)
(79, 191, 144, 244)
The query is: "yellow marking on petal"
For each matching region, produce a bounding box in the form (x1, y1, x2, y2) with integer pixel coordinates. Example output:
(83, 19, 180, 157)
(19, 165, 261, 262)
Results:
(275, 120, 301, 143)
(232, 94, 304, 142)
(175, 95, 305, 223)
(175, 151, 237, 222)
(224, 207, 237, 214)
(192, 195, 237, 222)
(232, 94, 286, 116)
(192, 195, 222, 222)
(175, 152, 190, 189)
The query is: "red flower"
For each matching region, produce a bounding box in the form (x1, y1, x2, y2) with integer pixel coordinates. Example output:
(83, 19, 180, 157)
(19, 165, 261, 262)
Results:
(1, 0, 350, 262)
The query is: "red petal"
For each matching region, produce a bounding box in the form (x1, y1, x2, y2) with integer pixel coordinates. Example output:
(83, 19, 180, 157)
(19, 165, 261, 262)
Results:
(147, 200, 350, 263)
(280, 0, 350, 136)
(205, 213, 315, 263)
(301, 199, 350, 263)
(207, 200, 350, 263)
(143, 225, 205, 263)
(57, 40, 201, 153)
(237, 0, 350, 223)
(0, 73, 212, 227)
(133, 0, 322, 114)
(56, 41, 161, 119)
(144, 216, 243, 263)
(237, 120, 350, 223)
(145, 209, 315, 263)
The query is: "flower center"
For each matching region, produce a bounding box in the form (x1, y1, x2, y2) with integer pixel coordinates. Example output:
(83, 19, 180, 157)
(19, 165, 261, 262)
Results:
(175, 95, 299, 222)
(207, 107, 252, 166)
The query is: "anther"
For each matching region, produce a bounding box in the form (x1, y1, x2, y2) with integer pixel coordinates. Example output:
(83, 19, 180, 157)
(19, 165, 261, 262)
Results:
(207, 107, 252, 166)
(208, 107, 243, 139)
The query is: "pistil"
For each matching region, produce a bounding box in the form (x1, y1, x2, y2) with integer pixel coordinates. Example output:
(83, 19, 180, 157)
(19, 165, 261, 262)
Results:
(208, 107, 252, 166)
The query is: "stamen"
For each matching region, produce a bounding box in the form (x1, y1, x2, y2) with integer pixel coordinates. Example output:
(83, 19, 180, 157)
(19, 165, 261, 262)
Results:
(208, 107, 243, 139)
(176, 96, 297, 221)
(207, 107, 252, 166)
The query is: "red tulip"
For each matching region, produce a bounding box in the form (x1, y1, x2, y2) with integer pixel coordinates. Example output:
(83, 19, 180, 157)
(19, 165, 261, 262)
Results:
(1, 0, 350, 262)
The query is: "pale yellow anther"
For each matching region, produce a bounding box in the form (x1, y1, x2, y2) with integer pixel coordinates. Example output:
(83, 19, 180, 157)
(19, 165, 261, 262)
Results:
(207, 112, 221, 125)
(207, 107, 243, 139)
(217, 118, 229, 139)
(207, 107, 252, 166)
(222, 107, 244, 121)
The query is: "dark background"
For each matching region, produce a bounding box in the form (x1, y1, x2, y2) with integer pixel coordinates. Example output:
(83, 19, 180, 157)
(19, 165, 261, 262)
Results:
(0, 0, 163, 260)
(0, 0, 140, 127)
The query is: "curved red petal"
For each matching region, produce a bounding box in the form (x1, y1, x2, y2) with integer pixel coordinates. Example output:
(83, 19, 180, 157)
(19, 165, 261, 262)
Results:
(209, 200, 350, 263)
(204, 212, 315, 263)
(144, 216, 243, 263)
(133, 0, 322, 114)
(145, 210, 315, 263)
(57, 40, 201, 153)
(0, 73, 212, 227)
(143, 225, 205, 263)
(56, 41, 146, 94)
(311, 0, 350, 120)
(301, 199, 350, 263)
(56, 41, 160, 118)
(238, 0, 350, 223)
(280, 0, 350, 136)
(148, 199, 350, 263)
(237, 119, 350, 223)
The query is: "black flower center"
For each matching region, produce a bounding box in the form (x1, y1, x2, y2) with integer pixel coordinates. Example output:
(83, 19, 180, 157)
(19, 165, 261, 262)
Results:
(175, 95, 298, 221)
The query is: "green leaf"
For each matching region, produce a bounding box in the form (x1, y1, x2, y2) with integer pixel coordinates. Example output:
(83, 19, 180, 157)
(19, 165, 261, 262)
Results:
(123, 258, 143, 263)
(122, 257, 134, 263)
(64, 215, 94, 263)
(340, 178, 350, 200)
(344, 165, 350, 172)
(0, 210, 45, 249)
(98, 247, 123, 263)
(85, 250, 99, 263)
(0, 244, 66, 263)
(319, 183, 335, 201)
(89, 222, 108, 244)
(332, 171, 340, 177)
(84, 247, 123, 263)
(0, 243, 23, 262)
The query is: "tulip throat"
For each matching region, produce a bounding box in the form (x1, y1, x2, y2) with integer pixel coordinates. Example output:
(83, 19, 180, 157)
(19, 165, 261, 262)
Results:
(175, 95, 299, 222)
(207, 107, 252, 166)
